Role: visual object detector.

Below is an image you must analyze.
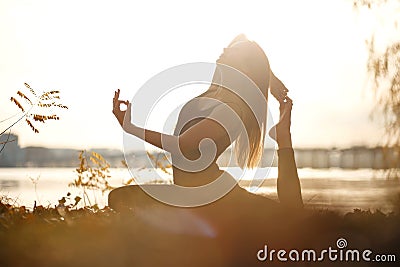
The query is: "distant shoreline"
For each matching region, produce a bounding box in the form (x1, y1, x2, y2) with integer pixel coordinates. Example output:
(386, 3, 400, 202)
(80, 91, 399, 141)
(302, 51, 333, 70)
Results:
(1, 143, 398, 169)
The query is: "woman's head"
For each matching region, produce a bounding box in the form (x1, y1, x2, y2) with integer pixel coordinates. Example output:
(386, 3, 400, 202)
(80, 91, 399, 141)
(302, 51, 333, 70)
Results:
(216, 34, 271, 98)
(213, 34, 271, 169)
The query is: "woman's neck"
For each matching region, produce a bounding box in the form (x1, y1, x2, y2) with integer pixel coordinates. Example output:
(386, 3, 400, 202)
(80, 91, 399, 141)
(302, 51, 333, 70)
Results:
(198, 84, 220, 98)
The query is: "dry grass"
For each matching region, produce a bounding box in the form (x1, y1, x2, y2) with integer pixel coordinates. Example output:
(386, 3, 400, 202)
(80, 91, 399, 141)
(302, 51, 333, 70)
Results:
(0, 193, 399, 267)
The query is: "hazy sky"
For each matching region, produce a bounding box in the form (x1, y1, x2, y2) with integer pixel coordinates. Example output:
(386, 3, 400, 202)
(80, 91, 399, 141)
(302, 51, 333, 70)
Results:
(0, 0, 389, 150)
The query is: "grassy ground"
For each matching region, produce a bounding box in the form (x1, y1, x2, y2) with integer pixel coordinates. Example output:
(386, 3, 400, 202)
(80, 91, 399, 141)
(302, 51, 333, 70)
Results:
(1, 195, 399, 267)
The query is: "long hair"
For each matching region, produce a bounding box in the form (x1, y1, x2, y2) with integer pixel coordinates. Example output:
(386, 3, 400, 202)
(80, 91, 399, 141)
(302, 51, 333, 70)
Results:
(209, 35, 271, 169)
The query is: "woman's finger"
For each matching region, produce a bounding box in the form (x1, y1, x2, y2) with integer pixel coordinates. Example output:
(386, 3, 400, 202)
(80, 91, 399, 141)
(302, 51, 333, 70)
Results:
(114, 100, 126, 110)
(113, 91, 119, 103)
(113, 99, 121, 111)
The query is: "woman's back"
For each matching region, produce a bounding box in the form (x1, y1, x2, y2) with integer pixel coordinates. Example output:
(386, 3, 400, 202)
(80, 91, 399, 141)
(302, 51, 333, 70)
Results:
(172, 93, 232, 187)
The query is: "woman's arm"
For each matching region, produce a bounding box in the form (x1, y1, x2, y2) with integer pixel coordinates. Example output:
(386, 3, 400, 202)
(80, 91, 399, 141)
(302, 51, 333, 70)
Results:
(113, 90, 240, 154)
(122, 112, 229, 154)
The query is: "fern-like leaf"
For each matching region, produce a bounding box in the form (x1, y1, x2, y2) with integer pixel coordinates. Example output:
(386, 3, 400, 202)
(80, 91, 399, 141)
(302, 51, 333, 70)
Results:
(10, 97, 25, 112)
(25, 119, 39, 133)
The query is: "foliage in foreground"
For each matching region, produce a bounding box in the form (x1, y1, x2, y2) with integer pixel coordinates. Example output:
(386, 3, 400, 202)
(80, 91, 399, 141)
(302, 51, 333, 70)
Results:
(69, 150, 115, 207)
(0, 195, 399, 267)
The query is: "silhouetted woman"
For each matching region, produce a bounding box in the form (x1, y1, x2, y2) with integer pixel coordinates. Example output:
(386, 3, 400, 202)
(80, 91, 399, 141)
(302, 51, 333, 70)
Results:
(109, 34, 303, 212)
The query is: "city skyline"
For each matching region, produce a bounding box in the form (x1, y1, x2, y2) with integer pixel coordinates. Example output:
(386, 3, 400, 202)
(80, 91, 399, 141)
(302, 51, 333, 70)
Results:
(0, 133, 393, 170)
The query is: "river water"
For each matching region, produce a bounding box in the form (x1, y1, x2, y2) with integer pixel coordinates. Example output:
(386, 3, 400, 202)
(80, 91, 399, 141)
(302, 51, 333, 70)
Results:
(0, 167, 399, 213)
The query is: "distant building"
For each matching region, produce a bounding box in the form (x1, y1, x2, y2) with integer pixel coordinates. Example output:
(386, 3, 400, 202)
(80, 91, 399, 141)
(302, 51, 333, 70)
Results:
(0, 133, 23, 167)
(24, 147, 78, 167)
(294, 149, 331, 169)
(339, 146, 387, 169)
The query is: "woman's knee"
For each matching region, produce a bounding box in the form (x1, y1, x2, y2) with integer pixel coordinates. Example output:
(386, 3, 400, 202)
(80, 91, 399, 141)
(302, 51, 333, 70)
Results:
(108, 187, 129, 211)
(108, 188, 119, 210)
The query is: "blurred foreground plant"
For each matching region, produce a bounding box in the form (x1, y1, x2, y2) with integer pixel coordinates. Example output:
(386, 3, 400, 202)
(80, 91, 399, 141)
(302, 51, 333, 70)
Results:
(122, 151, 172, 185)
(146, 151, 172, 175)
(69, 150, 115, 206)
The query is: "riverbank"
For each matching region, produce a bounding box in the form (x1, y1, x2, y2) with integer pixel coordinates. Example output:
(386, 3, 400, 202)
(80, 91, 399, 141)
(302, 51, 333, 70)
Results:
(0, 195, 399, 267)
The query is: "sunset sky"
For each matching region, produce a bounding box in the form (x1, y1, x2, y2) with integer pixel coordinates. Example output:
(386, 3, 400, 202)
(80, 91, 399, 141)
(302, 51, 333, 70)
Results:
(0, 0, 392, 151)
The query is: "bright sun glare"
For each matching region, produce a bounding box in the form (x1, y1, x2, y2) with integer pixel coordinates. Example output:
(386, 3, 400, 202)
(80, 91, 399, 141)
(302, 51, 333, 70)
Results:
(0, 0, 383, 150)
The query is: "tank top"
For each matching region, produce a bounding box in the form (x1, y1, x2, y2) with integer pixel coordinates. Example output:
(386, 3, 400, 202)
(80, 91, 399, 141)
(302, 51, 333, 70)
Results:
(172, 95, 226, 187)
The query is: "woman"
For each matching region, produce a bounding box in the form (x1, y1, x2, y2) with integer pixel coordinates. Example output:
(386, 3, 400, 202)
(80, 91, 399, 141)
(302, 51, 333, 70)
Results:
(109, 34, 303, 211)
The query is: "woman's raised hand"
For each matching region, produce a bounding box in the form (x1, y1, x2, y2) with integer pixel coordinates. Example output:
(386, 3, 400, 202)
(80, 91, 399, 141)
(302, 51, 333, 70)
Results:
(270, 71, 289, 103)
(112, 89, 130, 127)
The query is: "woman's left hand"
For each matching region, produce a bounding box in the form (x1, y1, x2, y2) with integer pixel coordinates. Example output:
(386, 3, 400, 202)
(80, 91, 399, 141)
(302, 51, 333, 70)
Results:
(112, 89, 130, 127)
(270, 71, 289, 102)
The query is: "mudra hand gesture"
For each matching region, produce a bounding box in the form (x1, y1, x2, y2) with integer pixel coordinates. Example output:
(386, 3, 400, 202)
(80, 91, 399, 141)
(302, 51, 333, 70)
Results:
(112, 89, 130, 127)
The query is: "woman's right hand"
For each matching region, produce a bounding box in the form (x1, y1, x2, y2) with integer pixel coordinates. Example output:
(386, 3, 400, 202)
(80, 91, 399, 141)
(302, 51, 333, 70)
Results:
(112, 89, 130, 127)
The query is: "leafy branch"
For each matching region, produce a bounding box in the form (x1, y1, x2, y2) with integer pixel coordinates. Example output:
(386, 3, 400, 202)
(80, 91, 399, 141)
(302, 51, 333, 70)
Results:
(6, 83, 68, 134)
(0, 83, 68, 153)
(353, 0, 400, 176)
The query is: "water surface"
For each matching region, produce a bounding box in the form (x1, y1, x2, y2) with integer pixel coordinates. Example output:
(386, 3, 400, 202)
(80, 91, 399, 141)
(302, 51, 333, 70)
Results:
(0, 167, 398, 213)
